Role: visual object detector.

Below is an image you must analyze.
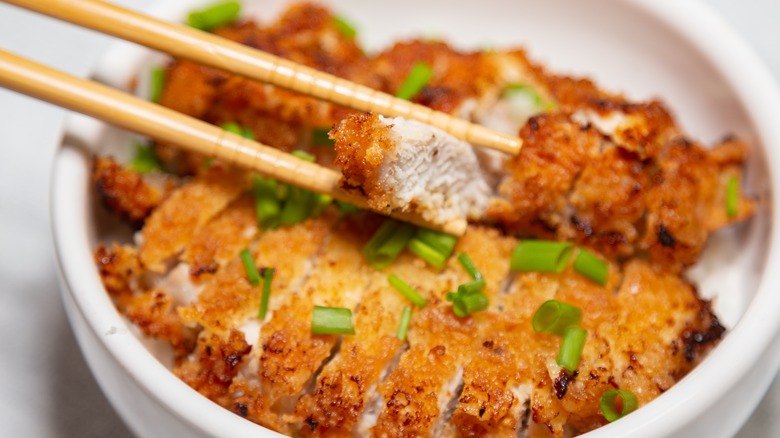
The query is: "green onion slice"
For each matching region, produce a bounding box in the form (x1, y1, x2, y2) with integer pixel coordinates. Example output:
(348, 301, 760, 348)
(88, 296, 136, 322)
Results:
(407, 238, 447, 269)
(415, 228, 458, 257)
(187, 1, 241, 31)
(532, 300, 583, 335)
(336, 201, 360, 215)
(726, 175, 739, 218)
(502, 83, 556, 110)
(510, 240, 573, 273)
(395, 62, 433, 100)
(291, 150, 316, 162)
(130, 143, 161, 174)
(331, 15, 357, 39)
(279, 186, 312, 225)
(457, 252, 483, 281)
(600, 389, 638, 422)
(573, 248, 608, 286)
(363, 220, 416, 269)
(251, 176, 281, 229)
(388, 274, 428, 308)
(259, 267, 274, 319)
(452, 292, 489, 318)
(221, 122, 254, 139)
(149, 67, 165, 103)
(312, 305, 355, 335)
(311, 127, 335, 146)
(396, 306, 412, 341)
(457, 279, 486, 295)
(239, 248, 260, 286)
(557, 326, 587, 373)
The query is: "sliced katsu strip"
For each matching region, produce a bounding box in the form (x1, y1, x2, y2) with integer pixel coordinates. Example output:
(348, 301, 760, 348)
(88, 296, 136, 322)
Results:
(93, 243, 142, 311)
(293, 225, 507, 436)
(488, 110, 755, 270)
(370, 227, 514, 437)
(178, 215, 335, 334)
(182, 195, 260, 282)
(231, 215, 379, 433)
(92, 157, 170, 228)
(333, 112, 492, 228)
(139, 165, 250, 272)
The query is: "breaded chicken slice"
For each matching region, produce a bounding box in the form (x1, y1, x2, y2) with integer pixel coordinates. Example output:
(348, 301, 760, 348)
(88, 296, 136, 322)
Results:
(333, 112, 492, 230)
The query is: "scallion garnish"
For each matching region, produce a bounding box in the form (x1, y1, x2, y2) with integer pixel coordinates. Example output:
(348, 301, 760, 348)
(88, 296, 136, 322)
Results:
(415, 229, 458, 257)
(600, 389, 638, 422)
(187, 1, 241, 31)
(532, 300, 583, 336)
(149, 67, 166, 103)
(407, 238, 447, 269)
(510, 240, 573, 273)
(251, 175, 281, 229)
(457, 279, 486, 295)
(279, 186, 312, 225)
(363, 220, 416, 269)
(388, 274, 428, 308)
(331, 16, 357, 39)
(452, 291, 489, 317)
(557, 325, 587, 372)
(336, 200, 360, 215)
(503, 83, 556, 111)
(457, 252, 483, 281)
(726, 175, 739, 218)
(396, 306, 412, 341)
(259, 267, 274, 319)
(130, 143, 161, 174)
(573, 248, 608, 286)
(395, 62, 433, 100)
(239, 248, 260, 286)
(221, 122, 255, 139)
(291, 150, 316, 162)
(312, 305, 355, 335)
(311, 127, 335, 146)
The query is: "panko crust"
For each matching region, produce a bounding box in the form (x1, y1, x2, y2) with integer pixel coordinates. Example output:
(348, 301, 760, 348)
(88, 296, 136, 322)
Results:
(92, 157, 168, 228)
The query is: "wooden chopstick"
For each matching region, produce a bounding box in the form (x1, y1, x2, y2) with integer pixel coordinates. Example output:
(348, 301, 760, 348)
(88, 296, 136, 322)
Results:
(3, 0, 522, 155)
(0, 49, 467, 235)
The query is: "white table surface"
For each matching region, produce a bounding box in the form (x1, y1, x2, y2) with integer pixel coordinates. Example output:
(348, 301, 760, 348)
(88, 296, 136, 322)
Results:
(1, 1, 778, 436)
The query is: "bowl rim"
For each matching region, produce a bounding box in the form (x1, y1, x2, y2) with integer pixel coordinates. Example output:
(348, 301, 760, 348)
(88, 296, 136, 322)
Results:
(50, 0, 780, 436)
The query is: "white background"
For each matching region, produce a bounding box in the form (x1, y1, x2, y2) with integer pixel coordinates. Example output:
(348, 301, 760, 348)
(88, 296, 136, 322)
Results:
(0, 0, 778, 436)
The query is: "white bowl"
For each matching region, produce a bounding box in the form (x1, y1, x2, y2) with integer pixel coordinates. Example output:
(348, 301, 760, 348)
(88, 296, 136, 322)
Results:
(51, 0, 780, 436)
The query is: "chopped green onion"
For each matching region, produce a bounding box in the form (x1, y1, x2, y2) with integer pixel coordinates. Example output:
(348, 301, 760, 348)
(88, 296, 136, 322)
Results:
(239, 248, 260, 287)
(221, 122, 255, 139)
(532, 300, 583, 336)
(396, 306, 412, 341)
(726, 175, 739, 218)
(452, 292, 489, 317)
(149, 67, 166, 103)
(503, 83, 556, 111)
(279, 186, 312, 225)
(600, 389, 638, 422)
(331, 15, 357, 39)
(259, 267, 274, 319)
(187, 1, 241, 31)
(407, 238, 447, 269)
(312, 306, 355, 335)
(388, 274, 428, 308)
(573, 248, 608, 286)
(457, 279, 486, 295)
(457, 252, 483, 281)
(311, 127, 335, 146)
(251, 175, 281, 229)
(557, 326, 587, 373)
(510, 240, 573, 273)
(291, 150, 316, 162)
(395, 62, 433, 100)
(445, 292, 458, 302)
(363, 220, 416, 269)
(130, 143, 161, 174)
(415, 229, 458, 257)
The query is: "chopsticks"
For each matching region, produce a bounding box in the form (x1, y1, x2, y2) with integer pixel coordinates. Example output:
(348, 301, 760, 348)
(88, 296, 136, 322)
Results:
(3, 0, 523, 155)
(0, 49, 467, 235)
